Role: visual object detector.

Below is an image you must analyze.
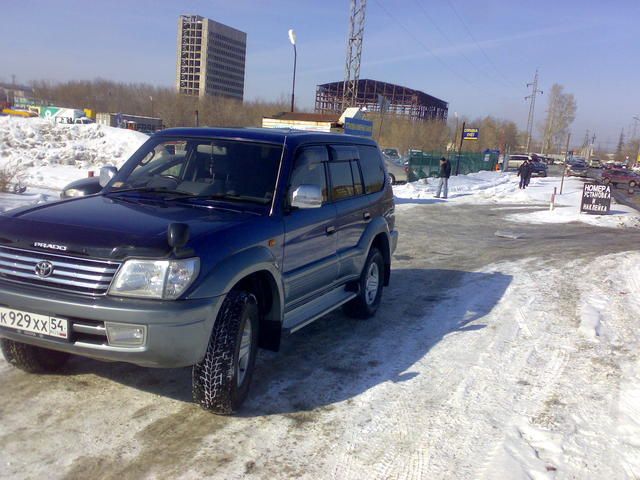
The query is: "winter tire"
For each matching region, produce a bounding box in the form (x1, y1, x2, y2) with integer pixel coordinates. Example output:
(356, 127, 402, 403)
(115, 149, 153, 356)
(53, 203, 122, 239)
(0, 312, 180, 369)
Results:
(629, 181, 636, 188)
(343, 247, 384, 319)
(389, 174, 396, 185)
(0, 339, 71, 373)
(192, 291, 259, 414)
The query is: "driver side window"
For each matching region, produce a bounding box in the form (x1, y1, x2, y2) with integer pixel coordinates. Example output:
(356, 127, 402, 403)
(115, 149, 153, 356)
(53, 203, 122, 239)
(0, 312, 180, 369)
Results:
(289, 146, 329, 204)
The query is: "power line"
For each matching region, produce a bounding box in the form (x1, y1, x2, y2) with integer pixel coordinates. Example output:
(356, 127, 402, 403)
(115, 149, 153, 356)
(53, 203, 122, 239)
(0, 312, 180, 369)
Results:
(372, 0, 477, 88)
(413, 0, 515, 90)
(443, 0, 519, 89)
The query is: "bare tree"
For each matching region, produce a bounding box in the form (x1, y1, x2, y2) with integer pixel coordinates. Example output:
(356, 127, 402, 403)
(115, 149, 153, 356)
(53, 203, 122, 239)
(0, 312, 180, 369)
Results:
(540, 84, 577, 154)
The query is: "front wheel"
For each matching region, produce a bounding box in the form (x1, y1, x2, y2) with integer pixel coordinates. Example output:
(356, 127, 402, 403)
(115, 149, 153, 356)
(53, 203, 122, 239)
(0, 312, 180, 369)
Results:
(389, 173, 396, 185)
(0, 339, 71, 373)
(343, 247, 385, 319)
(603, 178, 611, 185)
(192, 291, 259, 414)
(629, 181, 637, 188)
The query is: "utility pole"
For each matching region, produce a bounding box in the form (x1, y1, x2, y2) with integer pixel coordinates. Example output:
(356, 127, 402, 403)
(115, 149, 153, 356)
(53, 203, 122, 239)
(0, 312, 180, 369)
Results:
(560, 132, 571, 195)
(582, 129, 589, 157)
(525, 69, 543, 153)
(632, 115, 640, 140)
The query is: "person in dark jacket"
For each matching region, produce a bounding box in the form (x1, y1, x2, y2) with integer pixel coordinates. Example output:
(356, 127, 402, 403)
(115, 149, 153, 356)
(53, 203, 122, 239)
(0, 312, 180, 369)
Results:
(517, 159, 532, 189)
(435, 157, 452, 198)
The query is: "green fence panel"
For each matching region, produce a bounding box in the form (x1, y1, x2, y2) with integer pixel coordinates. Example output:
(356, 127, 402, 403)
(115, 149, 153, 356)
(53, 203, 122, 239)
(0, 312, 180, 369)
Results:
(408, 151, 499, 181)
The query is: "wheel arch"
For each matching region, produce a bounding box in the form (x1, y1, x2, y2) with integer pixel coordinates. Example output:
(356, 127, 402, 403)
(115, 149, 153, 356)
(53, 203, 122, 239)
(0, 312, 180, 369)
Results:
(189, 246, 285, 352)
(234, 270, 282, 352)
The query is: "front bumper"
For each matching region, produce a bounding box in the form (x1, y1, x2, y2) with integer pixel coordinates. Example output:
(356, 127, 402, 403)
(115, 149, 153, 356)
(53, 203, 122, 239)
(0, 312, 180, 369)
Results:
(0, 281, 222, 367)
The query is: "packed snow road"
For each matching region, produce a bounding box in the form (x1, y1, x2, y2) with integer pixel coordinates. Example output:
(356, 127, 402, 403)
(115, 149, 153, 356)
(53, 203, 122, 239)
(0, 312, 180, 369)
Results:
(1, 180, 640, 479)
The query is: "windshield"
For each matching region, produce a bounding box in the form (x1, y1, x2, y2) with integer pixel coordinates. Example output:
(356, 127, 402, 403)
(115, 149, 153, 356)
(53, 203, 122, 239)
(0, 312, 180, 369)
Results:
(108, 137, 283, 205)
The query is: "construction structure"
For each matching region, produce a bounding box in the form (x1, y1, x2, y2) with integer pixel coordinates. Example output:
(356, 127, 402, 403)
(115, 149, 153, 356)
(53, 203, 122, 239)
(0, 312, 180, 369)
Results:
(176, 15, 247, 100)
(343, 0, 367, 109)
(315, 79, 448, 121)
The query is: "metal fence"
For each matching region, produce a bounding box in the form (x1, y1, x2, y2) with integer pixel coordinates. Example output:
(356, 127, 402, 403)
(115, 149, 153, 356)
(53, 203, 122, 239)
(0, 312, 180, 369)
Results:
(407, 151, 500, 181)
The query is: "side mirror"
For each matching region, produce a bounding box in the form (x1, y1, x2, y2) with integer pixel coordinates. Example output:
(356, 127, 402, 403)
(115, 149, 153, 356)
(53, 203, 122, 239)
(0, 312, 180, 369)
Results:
(99, 166, 118, 187)
(290, 185, 323, 209)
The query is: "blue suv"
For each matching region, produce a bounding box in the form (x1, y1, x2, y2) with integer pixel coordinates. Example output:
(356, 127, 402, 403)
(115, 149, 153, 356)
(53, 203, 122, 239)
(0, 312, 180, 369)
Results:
(0, 128, 398, 413)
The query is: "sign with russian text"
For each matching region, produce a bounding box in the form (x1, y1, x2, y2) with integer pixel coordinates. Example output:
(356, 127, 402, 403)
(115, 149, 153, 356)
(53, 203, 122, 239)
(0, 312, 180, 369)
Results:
(463, 128, 479, 140)
(580, 183, 611, 214)
(344, 117, 373, 137)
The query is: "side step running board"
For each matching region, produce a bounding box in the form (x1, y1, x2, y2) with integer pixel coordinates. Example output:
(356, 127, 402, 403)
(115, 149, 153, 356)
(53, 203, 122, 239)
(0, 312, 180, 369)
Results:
(283, 286, 358, 334)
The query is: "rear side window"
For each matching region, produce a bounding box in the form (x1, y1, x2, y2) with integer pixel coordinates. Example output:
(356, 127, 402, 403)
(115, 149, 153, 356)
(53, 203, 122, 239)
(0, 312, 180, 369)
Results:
(329, 162, 355, 200)
(357, 145, 385, 194)
(328, 145, 364, 201)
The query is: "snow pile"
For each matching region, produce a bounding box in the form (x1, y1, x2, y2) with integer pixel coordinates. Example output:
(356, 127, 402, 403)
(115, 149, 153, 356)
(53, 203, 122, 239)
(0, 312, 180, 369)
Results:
(0, 116, 148, 190)
(394, 172, 640, 229)
(393, 170, 510, 200)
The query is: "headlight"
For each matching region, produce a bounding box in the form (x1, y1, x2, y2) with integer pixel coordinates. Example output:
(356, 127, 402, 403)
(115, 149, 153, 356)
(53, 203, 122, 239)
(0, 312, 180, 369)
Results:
(63, 188, 86, 197)
(109, 258, 200, 299)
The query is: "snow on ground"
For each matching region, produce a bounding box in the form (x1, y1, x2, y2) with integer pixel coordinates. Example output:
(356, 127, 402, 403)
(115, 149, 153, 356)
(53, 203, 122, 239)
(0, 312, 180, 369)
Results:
(0, 116, 148, 191)
(1, 251, 638, 479)
(394, 171, 640, 229)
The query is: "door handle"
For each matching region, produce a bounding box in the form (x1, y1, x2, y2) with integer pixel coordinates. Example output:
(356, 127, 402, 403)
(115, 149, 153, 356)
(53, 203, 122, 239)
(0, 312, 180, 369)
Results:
(325, 226, 336, 235)
(363, 211, 371, 220)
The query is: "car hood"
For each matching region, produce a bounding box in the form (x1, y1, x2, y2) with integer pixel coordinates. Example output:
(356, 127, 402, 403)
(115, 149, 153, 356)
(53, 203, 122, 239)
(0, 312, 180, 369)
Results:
(0, 194, 257, 259)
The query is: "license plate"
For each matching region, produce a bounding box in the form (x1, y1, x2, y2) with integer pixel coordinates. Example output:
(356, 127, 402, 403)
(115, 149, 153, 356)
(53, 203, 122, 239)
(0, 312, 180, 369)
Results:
(0, 307, 68, 340)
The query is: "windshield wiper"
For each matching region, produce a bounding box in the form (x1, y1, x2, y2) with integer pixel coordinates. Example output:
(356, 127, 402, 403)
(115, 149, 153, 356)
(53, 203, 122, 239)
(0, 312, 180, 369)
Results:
(172, 193, 270, 205)
(105, 187, 193, 196)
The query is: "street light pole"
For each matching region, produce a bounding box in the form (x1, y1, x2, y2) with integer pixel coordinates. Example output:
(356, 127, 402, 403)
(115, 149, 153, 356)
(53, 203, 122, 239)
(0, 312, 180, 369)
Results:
(288, 29, 297, 113)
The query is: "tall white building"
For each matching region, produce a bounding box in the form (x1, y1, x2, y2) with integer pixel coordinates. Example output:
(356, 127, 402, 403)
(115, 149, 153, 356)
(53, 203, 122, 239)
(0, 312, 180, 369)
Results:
(176, 15, 246, 100)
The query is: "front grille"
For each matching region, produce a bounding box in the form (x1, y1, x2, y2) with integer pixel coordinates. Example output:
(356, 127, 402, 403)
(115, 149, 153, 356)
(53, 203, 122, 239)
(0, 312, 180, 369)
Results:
(0, 245, 121, 296)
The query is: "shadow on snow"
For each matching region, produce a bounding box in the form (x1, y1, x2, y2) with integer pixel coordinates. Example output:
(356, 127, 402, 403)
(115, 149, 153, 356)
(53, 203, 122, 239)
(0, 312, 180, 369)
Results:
(57, 268, 512, 416)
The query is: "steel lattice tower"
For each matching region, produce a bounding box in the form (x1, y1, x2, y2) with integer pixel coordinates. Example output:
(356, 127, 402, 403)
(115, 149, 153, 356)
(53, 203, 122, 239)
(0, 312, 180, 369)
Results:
(343, 0, 367, 109)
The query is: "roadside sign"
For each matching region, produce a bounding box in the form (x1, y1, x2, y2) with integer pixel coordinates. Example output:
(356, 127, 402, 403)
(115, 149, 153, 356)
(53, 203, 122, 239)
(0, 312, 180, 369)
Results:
(580, 183, 611, 214)
(463, 128, 479, 141)
(344, 117, 373, 137)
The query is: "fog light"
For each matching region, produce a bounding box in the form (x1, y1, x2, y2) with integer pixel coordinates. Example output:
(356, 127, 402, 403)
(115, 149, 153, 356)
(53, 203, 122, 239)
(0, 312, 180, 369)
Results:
(105, 322, 146, 347)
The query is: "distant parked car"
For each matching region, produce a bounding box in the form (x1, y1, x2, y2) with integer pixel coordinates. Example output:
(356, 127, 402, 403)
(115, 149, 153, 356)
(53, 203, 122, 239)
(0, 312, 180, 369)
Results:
(381, 148, 402, 162)
(603, 162, 627, 170)
(588, 158, 602, 168)
(602, 169, 640, 188)
(506, 154, 530, 171)
(60, 176, 102, 198)
(383, 155, 409, 184)
(529, 160, 548, 177)
(567, 161, 588, 177)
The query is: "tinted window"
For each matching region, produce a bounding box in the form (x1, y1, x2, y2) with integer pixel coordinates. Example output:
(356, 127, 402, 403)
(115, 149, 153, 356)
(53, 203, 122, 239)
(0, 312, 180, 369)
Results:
(329, 162, 355, 201)
(289, 146, 328, 203)
(357, 145, 385, 194)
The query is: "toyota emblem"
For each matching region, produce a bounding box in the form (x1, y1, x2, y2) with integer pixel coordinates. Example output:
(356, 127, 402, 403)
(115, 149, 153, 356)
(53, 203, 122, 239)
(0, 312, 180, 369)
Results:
(35, 261, 54, 278)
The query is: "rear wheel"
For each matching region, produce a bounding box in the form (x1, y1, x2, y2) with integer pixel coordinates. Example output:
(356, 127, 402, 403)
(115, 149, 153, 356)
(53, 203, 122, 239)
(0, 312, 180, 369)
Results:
(0, 339, 71, 373)
(629, 180, 637, 188)
(343, 248, 384, 319)
(192, 291, 259, 414)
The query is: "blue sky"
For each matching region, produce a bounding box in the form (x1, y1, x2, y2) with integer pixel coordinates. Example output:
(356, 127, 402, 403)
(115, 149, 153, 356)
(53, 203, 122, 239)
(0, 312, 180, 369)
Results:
(2, 0, 638, 148)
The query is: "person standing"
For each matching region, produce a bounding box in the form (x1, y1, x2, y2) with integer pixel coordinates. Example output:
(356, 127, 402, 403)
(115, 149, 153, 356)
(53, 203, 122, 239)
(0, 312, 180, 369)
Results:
(435, 157, 452, 198)
(517, 159, 531, 189)
(524, 159, 533, 187)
